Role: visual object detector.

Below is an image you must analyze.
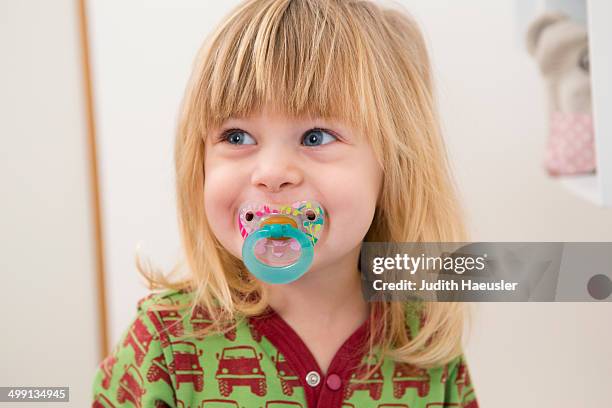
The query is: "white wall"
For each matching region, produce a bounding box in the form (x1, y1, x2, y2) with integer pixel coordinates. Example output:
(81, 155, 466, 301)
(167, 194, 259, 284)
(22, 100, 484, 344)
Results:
(86, 0, 244, 351)
(87, 1, 612, 407)
(413, 2, 612, 406)
(0, 0, 100, 406)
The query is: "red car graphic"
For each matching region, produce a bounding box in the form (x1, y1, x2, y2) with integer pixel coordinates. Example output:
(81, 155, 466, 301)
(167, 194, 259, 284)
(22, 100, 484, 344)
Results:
(248, 321, 263, 343)
(215, 345, 267, 397)
(440, 363, 450, 384)
(100, 355, 117, 389)
(455, 361, 472, 397)
(93, 393, 116, 408)
(271, 351, 301, 396)
(122, 317, 153, 367)
(392, 362, 430, 398)
(191, 305, 237, 341)
(147, 354, 172, 387)
(169, 341, 204, 392)
(461, 388, 478, 408)
(117, 364, 146, 408)
(200, 399, 240, 408)
(147, 309, 185, 348)
(265, 401, 303, 408)
(344, 354, 384, 401)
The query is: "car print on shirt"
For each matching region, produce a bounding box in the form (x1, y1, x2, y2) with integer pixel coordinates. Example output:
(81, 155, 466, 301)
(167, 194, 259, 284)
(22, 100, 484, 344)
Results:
(117, 364, 146, 408)
(168, 340, 205, 392)
(265, 401, 303, 408)
(344, 354, 384, 401)
(437, 361, 479, 407)
(463, 399, 478, 408)
(148, 309, 185, 348)
(440, 363, 450, 384)
(122, 317, 153, 367)
(146, 354, 172, 387)
(392, 361, 430, 398)
(99, 354, 117, 390)
(199, 399, 239, 408)
(93, 291, 480, 408)
(455, 360, 471, 397)
(461, 389, 478, 408)
(215, 345, 267, 397)
(271, 350, 301, 396)
(92, 392, 116, 408)
(343, 404, 409, 408)
(248, 320, 263, 343)
(191, 305, 237, 342)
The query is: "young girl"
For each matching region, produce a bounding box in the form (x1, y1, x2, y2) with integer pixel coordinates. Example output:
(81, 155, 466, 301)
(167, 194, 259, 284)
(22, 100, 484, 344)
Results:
(92, 0, 479, 407)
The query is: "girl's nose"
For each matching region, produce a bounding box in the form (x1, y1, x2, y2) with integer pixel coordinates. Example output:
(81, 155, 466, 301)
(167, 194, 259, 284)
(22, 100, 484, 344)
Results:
(250, 149, 303, 193)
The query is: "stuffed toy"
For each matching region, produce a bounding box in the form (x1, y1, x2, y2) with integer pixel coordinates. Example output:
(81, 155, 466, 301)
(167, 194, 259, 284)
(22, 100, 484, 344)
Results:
(526, 12, 595, 176)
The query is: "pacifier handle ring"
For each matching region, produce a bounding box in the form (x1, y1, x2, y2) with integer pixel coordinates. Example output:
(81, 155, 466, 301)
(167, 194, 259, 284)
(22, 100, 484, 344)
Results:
(242, 224, 314, 285)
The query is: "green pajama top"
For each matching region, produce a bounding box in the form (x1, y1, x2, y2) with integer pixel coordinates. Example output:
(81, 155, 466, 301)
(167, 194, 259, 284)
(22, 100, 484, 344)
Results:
(92, 289, 479, 408)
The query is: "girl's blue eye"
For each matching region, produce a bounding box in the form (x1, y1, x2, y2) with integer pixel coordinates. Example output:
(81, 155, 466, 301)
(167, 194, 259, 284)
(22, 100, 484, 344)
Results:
(303, 129, 337, 146)
(224, 130, 256, 145)
(220, 128, 337, 146)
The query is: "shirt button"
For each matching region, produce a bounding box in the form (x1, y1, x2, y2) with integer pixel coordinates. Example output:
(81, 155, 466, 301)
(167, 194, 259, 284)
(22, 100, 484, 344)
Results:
(326, 373, 342, 391)
(305, 371, 320, 387)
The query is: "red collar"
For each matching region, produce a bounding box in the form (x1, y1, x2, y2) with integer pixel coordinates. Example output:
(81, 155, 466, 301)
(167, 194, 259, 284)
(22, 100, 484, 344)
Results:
(249, 307, 371, 408)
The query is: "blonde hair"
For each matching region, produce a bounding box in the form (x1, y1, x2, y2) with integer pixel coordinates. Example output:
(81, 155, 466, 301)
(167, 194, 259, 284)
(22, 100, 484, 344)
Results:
(138, 0, 471, 373)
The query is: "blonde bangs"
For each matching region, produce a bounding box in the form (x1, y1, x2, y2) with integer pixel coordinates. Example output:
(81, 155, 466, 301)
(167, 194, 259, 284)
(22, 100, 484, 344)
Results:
(190, 0, 365, 139)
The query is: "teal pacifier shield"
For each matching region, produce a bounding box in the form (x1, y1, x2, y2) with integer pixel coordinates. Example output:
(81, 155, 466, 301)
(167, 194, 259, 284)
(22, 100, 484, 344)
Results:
(242, 224, 314, 284)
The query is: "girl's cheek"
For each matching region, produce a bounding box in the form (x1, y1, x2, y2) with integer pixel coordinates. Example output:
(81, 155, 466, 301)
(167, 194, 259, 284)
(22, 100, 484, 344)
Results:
(207, 162, 243, 197)
(204, 171, 233, 228)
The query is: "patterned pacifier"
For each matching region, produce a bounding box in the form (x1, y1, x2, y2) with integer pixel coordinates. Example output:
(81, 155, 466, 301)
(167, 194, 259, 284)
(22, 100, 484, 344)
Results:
(238, 200, 325, 284)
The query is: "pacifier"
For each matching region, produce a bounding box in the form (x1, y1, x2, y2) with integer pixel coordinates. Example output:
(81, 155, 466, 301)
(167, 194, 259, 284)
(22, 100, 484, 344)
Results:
(238, 200, 325, 284)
